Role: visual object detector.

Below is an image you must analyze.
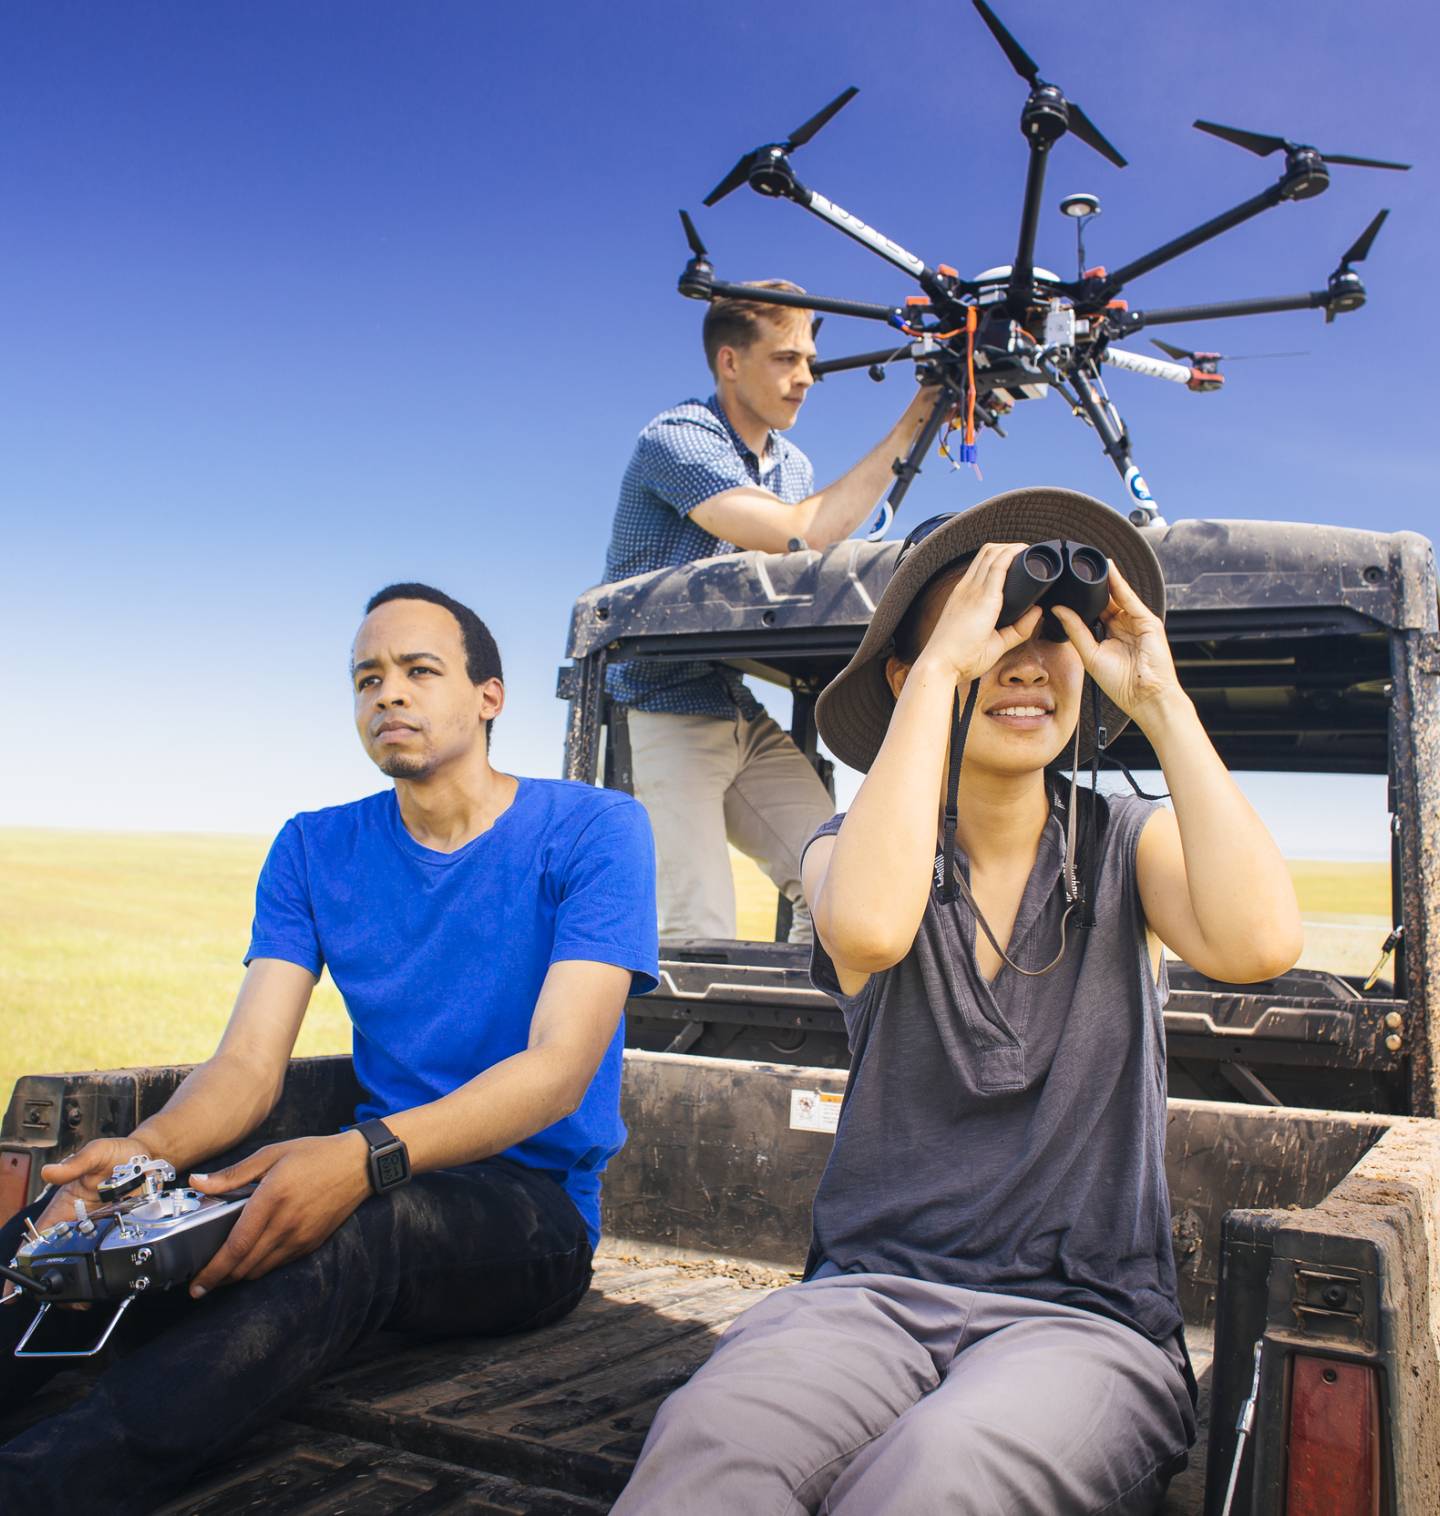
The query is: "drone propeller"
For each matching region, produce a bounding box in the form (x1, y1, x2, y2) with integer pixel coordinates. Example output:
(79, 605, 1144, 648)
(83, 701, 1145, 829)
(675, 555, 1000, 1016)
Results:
(1321, 207, 1390, 323)
(1339, 207, 1389, 267)
(1321, 207, 1400, 322)
(971, 0, 1127, 168)
(678, 209, 709, 262)
(703, 86, 859, 207)
(1222, 351, 1310, 362)
(1151, 339, 1203, 363)
(1151, 339, 1308, 363)
(1193, 120, 1410, 171)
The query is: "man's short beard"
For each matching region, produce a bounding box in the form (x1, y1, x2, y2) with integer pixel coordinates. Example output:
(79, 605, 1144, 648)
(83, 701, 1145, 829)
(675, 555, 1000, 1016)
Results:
(376, 751, 433, 780)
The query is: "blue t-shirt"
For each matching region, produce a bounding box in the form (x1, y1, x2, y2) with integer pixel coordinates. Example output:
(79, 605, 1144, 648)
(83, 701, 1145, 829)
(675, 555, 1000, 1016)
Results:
(245, 779, 659, 1246)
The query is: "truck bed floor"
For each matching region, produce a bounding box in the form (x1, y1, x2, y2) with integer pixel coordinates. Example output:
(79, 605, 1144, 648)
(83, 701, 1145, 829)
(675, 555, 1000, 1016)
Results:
(14, 1253, 1216, 1512)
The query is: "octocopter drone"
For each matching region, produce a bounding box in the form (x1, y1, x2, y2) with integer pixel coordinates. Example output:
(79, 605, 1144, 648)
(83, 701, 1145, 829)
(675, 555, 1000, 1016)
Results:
(675, 0, 1409, 530)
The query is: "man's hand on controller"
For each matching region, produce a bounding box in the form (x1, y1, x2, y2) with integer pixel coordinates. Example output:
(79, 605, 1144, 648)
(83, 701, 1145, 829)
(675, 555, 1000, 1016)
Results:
(187, 1131, 372, 1297)
(1, 1137, 155, 1303)
(35, 1137, 156, 1231)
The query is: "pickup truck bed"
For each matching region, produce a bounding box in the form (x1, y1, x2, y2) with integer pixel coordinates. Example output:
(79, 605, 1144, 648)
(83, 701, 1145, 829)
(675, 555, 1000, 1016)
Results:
(6, 1050, 1437, 1515)
(120, 1251, 1205, 1514)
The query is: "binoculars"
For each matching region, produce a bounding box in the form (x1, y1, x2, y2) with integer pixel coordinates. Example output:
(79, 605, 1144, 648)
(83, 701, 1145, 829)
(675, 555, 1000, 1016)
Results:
(998, 540, 1111, 641)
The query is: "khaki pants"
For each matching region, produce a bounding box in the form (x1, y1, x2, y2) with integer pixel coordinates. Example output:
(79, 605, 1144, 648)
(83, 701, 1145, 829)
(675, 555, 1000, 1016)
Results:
(612, 1272, 1195, 1516)
(627, 709, 834, 942)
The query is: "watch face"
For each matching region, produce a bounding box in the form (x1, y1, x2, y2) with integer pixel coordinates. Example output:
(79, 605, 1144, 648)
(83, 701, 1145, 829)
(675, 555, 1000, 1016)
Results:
(375, 1148, 408, 1188)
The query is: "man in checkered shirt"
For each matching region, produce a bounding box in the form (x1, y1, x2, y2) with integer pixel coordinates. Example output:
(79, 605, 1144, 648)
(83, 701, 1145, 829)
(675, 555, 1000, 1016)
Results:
(603, 281, 936, 942)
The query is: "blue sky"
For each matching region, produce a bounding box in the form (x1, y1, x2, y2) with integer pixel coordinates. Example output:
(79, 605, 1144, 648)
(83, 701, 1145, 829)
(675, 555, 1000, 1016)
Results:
(2, 0, 1432, 858)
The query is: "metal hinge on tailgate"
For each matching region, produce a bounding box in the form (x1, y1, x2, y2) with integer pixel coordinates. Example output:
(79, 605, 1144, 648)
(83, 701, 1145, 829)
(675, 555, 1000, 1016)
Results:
(1291, 1267, 1366, 1337)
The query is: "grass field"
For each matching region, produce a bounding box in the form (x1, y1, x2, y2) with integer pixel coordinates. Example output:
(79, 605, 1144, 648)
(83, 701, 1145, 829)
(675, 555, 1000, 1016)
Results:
(0, 828, 1392, 1106)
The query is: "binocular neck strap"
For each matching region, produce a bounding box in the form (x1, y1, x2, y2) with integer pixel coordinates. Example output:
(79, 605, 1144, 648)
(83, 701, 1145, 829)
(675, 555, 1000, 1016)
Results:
(1063, 714, 1082, 906)
(939, 681, 980, 906)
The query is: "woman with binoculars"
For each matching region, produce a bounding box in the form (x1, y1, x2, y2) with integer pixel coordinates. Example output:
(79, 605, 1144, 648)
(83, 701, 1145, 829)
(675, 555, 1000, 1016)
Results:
(616, 486, 1303, 1516)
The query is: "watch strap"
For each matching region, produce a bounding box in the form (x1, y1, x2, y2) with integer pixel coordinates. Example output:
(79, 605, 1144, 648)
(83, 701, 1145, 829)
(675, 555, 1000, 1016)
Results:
(355, 1118, 410, 1193)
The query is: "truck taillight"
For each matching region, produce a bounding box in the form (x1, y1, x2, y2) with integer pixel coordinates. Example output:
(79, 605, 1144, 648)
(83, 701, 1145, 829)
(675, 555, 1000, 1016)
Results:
(0, 1150, 32, 1228)
(1286, 1354, 1381, 1516)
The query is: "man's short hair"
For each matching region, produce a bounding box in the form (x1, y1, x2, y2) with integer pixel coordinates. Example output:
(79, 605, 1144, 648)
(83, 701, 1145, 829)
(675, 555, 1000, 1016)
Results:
(363, 582, 503, 740)
(702, 280, 811, 375)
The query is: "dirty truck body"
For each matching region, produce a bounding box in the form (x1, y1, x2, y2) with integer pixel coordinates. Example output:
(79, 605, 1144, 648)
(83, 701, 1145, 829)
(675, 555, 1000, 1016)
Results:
(4, 519, 1440, 1514)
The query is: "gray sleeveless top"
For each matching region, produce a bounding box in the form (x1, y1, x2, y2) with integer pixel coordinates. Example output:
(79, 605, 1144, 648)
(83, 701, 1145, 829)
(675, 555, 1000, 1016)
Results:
(805, 792, 1182, 1344)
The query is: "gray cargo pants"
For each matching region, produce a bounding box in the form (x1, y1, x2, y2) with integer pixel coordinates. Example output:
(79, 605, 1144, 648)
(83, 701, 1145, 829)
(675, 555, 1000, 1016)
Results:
(612, 1272, 1195, 1516)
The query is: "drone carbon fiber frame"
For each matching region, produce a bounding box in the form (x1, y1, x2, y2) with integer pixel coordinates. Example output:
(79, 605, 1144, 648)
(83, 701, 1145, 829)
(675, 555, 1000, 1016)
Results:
(675, 0, 1407, 528)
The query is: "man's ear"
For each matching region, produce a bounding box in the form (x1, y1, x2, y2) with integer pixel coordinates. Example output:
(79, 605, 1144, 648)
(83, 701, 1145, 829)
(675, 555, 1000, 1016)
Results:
(477, 677, 504, 729)
(715, 344, 740, 383)
(884, 655, 909, 701)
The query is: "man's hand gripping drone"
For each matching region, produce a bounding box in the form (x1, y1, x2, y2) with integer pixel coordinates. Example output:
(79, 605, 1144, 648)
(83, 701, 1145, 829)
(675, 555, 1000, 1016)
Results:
(676, 0, 1408, 531)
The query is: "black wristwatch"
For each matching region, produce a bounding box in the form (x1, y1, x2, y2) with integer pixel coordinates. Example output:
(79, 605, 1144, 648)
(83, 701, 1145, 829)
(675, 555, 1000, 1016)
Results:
(356, 1118, 411, 1194)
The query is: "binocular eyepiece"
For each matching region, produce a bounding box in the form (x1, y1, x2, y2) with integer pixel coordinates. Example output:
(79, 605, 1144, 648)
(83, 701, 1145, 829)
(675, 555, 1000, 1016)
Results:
(999, 540, 1110, 642)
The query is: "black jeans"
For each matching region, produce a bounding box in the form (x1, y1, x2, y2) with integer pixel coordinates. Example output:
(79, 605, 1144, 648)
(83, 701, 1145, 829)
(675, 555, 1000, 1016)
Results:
(0, 1156, 593, 1514)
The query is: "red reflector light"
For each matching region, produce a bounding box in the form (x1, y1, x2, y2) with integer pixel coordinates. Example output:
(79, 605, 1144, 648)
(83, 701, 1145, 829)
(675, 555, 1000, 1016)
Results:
(1286, 1354, 1381, 1515)
(0, 1150, 32, 1229)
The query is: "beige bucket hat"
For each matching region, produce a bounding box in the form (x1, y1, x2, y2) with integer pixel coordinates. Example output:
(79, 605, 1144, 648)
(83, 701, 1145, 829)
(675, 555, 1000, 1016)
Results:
(814, 485, 1167, 772)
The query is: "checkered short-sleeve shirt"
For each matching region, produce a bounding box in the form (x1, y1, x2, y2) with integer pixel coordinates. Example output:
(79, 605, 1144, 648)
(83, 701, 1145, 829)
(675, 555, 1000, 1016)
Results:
(603, 396, 814, 717)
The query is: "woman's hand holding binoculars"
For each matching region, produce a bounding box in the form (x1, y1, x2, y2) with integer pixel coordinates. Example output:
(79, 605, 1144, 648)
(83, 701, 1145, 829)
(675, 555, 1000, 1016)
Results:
(914, 539, 1185, 730)
(1050, 564, 1186, 729)
(913, 543, 1044, 687)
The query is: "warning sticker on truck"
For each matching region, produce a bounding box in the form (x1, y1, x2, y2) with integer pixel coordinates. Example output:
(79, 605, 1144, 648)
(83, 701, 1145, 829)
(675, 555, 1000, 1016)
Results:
(790, 1088, 843, 1134)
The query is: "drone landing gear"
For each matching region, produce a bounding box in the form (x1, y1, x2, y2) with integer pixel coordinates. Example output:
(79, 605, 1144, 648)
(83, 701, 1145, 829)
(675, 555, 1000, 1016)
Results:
(1066, 364, 1163, 527)
(865, 378, 964, 539)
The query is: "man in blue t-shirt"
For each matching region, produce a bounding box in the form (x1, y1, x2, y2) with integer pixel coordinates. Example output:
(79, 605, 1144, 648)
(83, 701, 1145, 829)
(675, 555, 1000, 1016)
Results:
(0, 582, 659, 1512)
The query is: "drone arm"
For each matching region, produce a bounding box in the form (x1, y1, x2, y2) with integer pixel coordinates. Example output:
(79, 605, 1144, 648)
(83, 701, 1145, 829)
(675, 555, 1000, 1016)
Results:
(1102, 347, 1195, 386)
(789, 181, 950, 296)
(1009, 136, 1053, 315)
(1095, 183, 1284, 296)
(701, 276, 902, 326)
(1118, 291, 1327, 331)
(811, 345, 917, 378)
